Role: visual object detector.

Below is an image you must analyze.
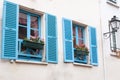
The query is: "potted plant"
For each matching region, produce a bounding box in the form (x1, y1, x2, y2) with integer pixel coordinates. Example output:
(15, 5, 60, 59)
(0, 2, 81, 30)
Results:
(23, 37, 44, 50)
(74, 44, 89, 60)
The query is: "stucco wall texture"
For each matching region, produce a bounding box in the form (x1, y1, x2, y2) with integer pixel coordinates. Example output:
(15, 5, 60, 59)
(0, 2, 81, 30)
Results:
(2, 0, 120, 80)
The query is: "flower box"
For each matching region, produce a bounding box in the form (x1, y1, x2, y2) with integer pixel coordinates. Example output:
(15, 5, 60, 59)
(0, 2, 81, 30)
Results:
(74, 44, 89, 60)
(23, 40, 44, 49)
(74, 49, 88, 60)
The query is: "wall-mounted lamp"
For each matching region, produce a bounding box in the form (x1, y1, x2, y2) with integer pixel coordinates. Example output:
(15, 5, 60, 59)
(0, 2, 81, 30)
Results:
(103, 16, 120, 52)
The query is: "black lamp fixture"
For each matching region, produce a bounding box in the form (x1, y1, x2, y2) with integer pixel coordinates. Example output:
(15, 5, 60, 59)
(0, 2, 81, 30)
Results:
(103, 16, 120, 52)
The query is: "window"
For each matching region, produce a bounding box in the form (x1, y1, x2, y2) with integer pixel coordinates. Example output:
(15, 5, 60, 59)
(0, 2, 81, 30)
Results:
(107, 0, 119, 8)
(18, 10, 42, 61)
(72, 24, 88, 64)
(63, 18, 98, 66)
(73, 24, 85, 47)
(2, 1, 58, 64)
(108, 0, 117, 4)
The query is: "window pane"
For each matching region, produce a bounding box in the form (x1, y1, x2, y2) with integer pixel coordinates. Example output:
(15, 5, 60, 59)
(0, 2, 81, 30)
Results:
(78, 39, 83, 46)
(31, 16, 38, 29)
(73, 38, 76, 48)
(19, 27, 27, 39)
(78, 27, 83, 38)
(19, 13, 27, 26)
(30, 30, 39, 39)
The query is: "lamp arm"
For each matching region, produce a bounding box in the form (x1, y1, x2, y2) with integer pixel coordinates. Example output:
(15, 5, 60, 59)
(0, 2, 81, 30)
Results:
(103, 31, 112, 39)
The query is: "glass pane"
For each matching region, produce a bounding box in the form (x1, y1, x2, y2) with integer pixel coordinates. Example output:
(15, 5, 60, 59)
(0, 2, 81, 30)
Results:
(19, 27, 27, 39)
(31, 16, 38, 29)
(30, 30, 39, 39)
(73, 26, 76, 36)
(78, 27, 83, 38)
(73, 38, 76, 48)
(19, 13, 27, 26)
(79, 39, 83, 46)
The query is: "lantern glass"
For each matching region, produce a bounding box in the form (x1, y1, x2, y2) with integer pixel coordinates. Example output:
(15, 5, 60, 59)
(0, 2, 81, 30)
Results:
(110, 16, 120, 31)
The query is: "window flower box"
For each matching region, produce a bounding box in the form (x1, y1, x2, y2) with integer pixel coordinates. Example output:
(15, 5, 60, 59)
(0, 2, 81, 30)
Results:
(74, 44, 89, 60)
(23, 38, 44, 50)
(74, 49, 88, 60)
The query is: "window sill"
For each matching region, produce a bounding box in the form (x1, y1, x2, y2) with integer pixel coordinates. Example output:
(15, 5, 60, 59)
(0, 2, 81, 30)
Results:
(110, 53, 120, 58)
(73, 62, 92, 68)
(15, 60, 48, 65)
(107, 1, 119, 8)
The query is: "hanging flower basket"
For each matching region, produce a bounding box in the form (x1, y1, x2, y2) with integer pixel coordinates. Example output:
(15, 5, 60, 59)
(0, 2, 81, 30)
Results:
(23, 38, 44, 50)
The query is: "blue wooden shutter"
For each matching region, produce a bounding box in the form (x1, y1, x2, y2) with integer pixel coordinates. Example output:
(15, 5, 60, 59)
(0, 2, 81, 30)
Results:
(63, 18, 74, 62)
(89, 26, 98, 66)
(46, 14, 58, 63)
(2, 1, 18, 59)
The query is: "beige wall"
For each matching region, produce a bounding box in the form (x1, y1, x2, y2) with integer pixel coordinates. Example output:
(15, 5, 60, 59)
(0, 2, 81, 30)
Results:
(101, 0, 120, 80)
(0, 0, 104, 80)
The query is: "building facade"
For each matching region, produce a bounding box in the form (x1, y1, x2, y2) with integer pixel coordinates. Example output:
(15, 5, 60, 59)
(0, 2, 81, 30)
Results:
(101, 0, 120, 80)
(0, 0, 119, 80)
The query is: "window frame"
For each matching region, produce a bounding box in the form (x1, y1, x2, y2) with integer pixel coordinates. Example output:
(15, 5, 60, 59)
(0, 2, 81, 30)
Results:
(72, 23, 88, 64)
(18, 9, 43, 61)
(73, 24, 85, 47)
(19, 10, 41, 40)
